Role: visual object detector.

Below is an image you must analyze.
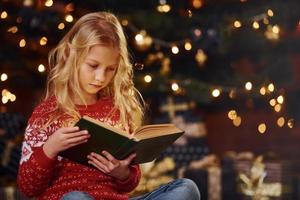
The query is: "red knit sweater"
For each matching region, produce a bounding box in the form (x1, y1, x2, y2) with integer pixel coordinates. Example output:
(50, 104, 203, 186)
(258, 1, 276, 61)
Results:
(17, 96, 141, 200)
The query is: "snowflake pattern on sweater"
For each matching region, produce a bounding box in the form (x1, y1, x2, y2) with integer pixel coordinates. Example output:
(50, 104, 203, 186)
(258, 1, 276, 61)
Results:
(17, 97, 141, 200)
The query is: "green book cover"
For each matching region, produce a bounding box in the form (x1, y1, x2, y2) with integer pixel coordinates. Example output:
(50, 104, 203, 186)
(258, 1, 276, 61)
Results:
(60, 116, 184, 166)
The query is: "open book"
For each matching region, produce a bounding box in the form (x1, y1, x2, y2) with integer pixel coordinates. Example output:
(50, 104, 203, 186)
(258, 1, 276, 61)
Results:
(60, 116, 184, 165)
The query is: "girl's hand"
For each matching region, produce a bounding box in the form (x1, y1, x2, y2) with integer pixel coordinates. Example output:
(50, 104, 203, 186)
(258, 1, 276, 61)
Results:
(43, 126, 90, 159)
(87, 151, 136, 180)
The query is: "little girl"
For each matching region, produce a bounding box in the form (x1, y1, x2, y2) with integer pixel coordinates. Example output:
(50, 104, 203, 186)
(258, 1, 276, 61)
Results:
(17, 12, 200, 200)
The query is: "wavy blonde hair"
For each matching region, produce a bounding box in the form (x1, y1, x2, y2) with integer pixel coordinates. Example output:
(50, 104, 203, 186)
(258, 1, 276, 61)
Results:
(45, 11, 144, 131)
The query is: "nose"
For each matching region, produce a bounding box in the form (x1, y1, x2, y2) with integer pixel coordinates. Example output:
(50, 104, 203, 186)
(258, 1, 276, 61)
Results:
(95, 69, 106, 83)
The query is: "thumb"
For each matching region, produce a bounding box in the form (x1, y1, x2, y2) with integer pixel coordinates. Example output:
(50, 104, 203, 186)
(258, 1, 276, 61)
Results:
(126, 153, 136, 163)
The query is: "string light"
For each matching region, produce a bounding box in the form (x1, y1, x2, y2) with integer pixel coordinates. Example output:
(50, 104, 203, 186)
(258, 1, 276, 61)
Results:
(253, 21, 260, 29)
(277, 117, 285, 127)
(171, 83, 179, 91)
(277, 95, 284, 104)
(121, 19, 129, 26)
(23, 0, 33, 6)
(157, 4, 171, 13)
(58, 23, 65, 30)
(1, 73, 8, 81)
(245, 82, 252, 91)
(233, 116, 242, 127)
(19, 39, 26, 47)
(228, 110, 237, 120)
(1, 11, 8, 19)
(65, 14, 74, 23)
(7, 26, 18, 33)
(274, 104, 282, 112)
(212, 89, 221, 97)
(38, 64, 46, 73)
(144, 75, 152, 83)
(260, 86, 266, 95)
(192, 0, 203, 9)
(39, 37, 48, 46)
(171, 45, 179, 54)
(184, 42, 192, 51)
(269, 98, 276, 107)
(272, 25, 280, 34)
(287, 119, 294, 128)
(267, 9, 274, 17)
(258, 123, 266, 134)
(268, 83, 275, 92)
(45, 0, 53, 7)
(195, 49, 207, 65)
(234, 20, 242, 28)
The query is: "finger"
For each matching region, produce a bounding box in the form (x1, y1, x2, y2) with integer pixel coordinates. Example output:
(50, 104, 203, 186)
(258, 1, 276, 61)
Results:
(87, 155, 110, 172)
(66, 130, 89, 138)
(66, 134, 90, 145)
(102, 151, 115, 162)
(88, 160, 108, 173)
(90, 152, 110, 165)
(60, 126, 80, 133)
(125, 153, 136, 163)
(67, 138, 89, 148)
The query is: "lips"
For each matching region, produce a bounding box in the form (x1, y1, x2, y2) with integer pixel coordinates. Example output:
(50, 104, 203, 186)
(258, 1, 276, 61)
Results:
(89, 84, 102, 88)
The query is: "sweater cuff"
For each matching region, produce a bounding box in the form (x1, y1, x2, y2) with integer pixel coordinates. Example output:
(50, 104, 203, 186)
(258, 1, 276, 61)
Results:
(33, 146, 57, 169)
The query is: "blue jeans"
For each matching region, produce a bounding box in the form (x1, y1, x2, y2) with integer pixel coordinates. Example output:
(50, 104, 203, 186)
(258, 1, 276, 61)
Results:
(61, 178, 200, 200)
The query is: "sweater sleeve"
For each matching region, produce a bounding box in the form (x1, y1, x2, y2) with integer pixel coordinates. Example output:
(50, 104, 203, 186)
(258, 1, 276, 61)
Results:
(17, 102, 58, 198)
(114, 164, 141, 193)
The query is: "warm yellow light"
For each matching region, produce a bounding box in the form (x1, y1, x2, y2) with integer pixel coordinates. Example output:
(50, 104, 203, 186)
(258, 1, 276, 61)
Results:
(233, 116, 242, 127)
(272, 25, 280, 34)
(287, 119, 294, 128)
(65, 14, 73, 23)
(268, 83, 275, 92)
(45, 0, 53, 7)
(58, 22, 65, 30)
(184, 42, 192, 51)
(234, 20, 242, 28)
(260, 87, 266, 95)
(7, 26, 18, 33)
(195, 49, 207, 65)
(2, 89, 9, 96)
(171, 46, 179, 54)
(253, 21, 260, 29)
(38, 64, 46, 73)
(269, 99, 276, 107)
(274, 104, 282, 112)
(1, 11, 8, 19)
(212, 89, 221, 97)
(192, 0, 203, 8)
(171, 83, 179, 91)
(19, 39, 26, 47)
(10, 94, 16, 102)
(135, 34, 144, 42)
(229, 89, 236, 99)
(263, 18, 269, 24)
(228, 110, 237, 120)
(1, 73, 8, 81)
(258, 123, 266, 134)
(267, 9, 274, 17)
(2, 96, 8, 104)
(245, 82, 252, 91)
(277, 95, 284, 104)
(277, 117, 285, 127)
(23, 0, 33, 6)
(144, 75, 152, 83)
(39, 37, 48, 46)
(121, 19, 129, 26)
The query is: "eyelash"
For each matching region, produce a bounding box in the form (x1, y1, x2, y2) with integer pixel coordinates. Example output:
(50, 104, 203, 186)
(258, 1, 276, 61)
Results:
(88, 64, 115, 71)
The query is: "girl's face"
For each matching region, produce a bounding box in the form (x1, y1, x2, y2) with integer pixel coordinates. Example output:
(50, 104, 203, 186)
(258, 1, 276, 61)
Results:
(78, 45, 119, 103)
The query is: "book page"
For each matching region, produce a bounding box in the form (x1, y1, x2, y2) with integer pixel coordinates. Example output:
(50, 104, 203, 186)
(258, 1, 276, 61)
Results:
(134, 124, 183, 140)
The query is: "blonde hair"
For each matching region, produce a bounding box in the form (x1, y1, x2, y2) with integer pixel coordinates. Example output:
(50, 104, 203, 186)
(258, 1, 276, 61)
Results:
(45, 11, 144, 131)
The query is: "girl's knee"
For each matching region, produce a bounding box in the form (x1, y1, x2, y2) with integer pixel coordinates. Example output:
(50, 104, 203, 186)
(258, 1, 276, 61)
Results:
(179, 178, 201, 199)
